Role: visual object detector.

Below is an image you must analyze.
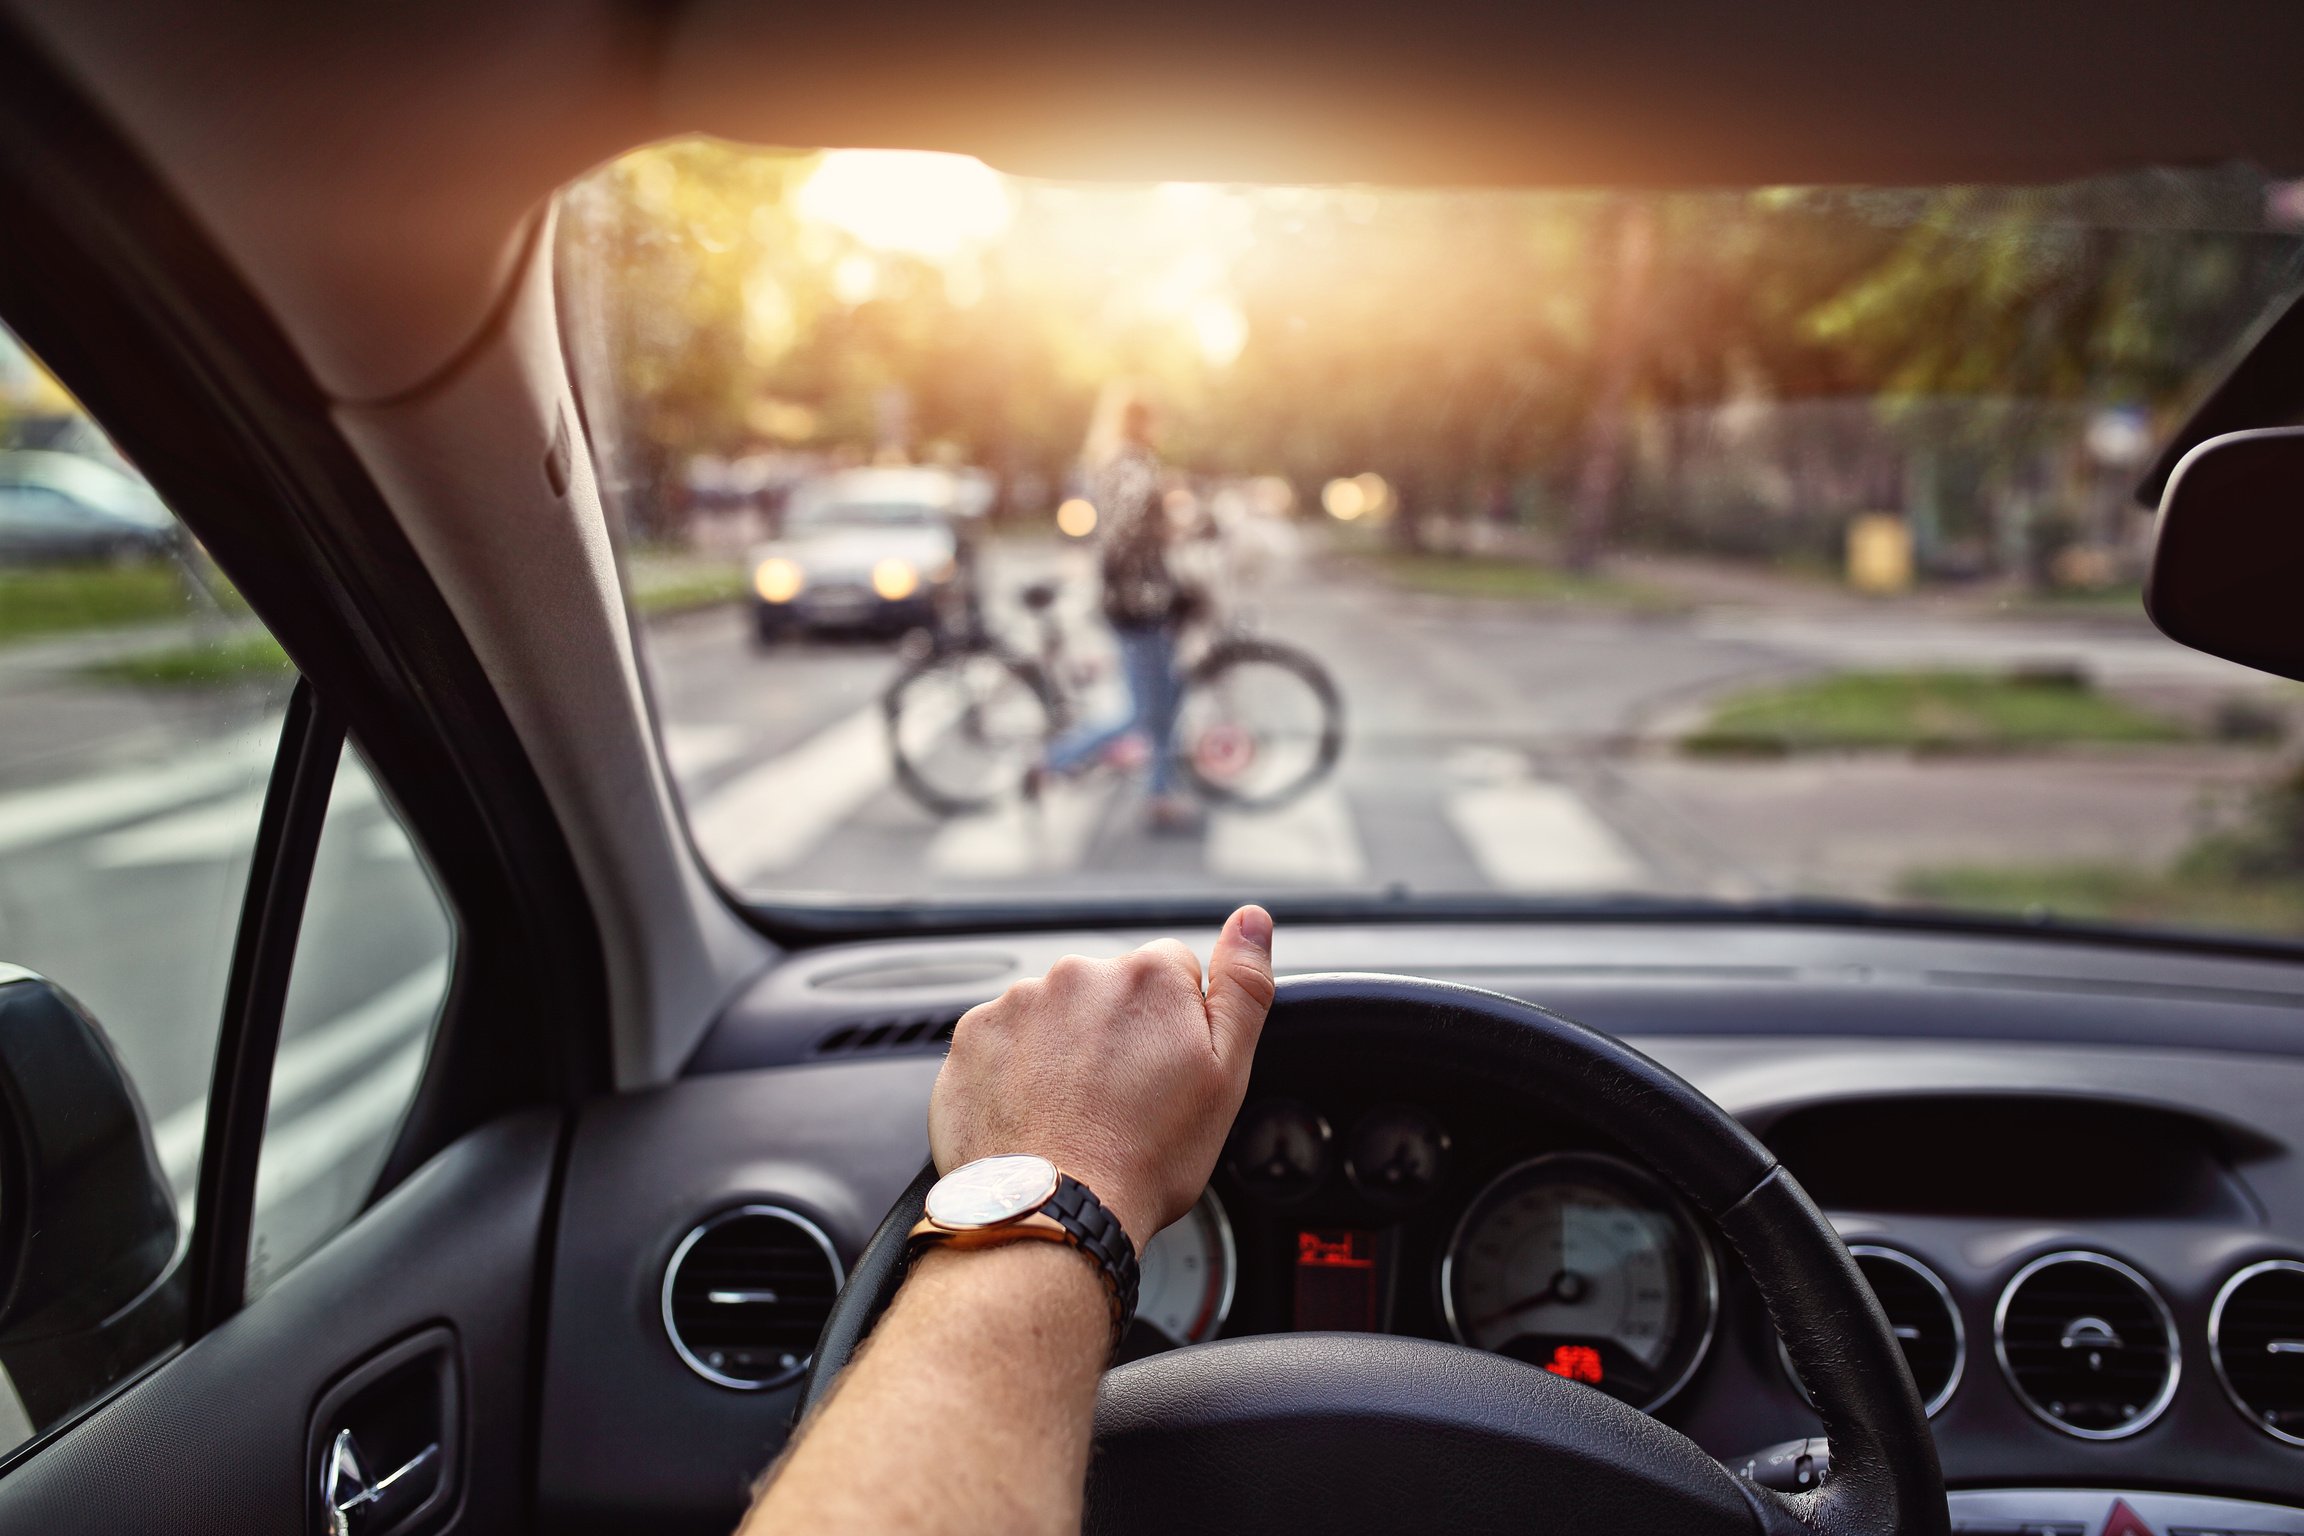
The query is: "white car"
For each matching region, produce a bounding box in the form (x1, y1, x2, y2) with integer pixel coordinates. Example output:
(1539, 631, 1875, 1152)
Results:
(746, 467, 963, 641)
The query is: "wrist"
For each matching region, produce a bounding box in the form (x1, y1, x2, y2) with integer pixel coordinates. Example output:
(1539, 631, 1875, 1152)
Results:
(908, 1156, 1142, 1353)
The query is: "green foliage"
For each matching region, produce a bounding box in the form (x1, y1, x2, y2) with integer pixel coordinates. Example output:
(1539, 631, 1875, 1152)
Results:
(557, 146, 2302, 550)
(84, 628, 290, 687)
(1683, 669, 2190, 755)
(626, 552, 749, 614)
(0, 563, 220, 643)
(1900, 862, 2304, 934)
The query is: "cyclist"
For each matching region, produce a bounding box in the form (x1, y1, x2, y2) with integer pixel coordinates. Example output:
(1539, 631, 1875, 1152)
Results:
(1037, 398, 1201, 830)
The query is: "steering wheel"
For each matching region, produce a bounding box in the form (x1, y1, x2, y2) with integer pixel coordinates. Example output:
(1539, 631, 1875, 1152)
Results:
(798, 974, 1948, 1536)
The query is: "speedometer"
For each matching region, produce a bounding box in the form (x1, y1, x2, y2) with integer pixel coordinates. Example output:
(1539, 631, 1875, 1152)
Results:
(1441, 1151, 1718, 1411)
(1134, 1188, 1238, 1348)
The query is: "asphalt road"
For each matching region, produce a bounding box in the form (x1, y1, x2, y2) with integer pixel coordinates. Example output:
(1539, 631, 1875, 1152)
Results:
(654, 532, 2273, 906)
(0, 533, 2277, 1297)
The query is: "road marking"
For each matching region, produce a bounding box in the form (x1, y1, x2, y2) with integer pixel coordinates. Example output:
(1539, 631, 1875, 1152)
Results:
(926, 780, 1109, 878)
(91, 787, 265, 868)
(151, 957, 448, 1201)
(685, 706, 894, 882)
(662, 722, 749, 779)
(1207, 782, 1367, 885)
(251, 1037, 426, 1215)
(0, 727, 276, 856)
(1442, 749, 1645, 891)
(88, 756, 382, 868)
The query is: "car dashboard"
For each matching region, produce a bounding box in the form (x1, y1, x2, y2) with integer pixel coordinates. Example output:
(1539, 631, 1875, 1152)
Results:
(536, 921, 2304, 1535)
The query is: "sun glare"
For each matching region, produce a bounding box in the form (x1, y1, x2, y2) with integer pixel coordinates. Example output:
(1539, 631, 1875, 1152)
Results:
(795, 150, 1014, 262)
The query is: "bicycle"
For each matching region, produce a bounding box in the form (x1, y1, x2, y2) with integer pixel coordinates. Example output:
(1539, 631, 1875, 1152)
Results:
(883, 569, 1344, 817)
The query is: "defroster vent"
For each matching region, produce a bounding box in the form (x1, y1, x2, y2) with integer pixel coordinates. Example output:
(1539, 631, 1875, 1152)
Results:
(663, 1205, 844, 1390)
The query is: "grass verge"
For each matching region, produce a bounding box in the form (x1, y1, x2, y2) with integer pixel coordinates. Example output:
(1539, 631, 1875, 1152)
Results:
(84, 628, 291, 688)
(0, 563, 234, 643)
(1350, 552, 1681, 610)
(1900, 863, 2304, 935)
(1684, 669, 2191, 756)
(629, 555, 749, 616)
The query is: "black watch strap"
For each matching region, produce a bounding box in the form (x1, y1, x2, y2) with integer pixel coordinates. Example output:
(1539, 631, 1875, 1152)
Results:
(1045, 1173, 1140, 1339)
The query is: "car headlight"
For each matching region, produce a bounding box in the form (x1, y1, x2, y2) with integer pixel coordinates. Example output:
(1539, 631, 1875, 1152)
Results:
(871, 558, 919, 601)
(753, 557, 805, 603)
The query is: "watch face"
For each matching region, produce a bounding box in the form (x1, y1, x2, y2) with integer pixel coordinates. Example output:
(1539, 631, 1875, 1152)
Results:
(925, 1154, 1060, 1229)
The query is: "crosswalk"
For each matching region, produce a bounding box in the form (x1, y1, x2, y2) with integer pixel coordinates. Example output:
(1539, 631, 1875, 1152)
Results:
(681, 703, 1655, 897)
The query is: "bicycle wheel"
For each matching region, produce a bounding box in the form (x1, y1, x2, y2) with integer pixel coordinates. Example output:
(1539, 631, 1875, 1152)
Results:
(1173, 637, 1344, 809)
(884, 643, 1056, 815)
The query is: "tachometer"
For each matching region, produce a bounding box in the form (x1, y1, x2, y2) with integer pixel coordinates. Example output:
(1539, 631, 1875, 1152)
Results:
(1134, 1188, 1238, 1347)
(1441, 1151, 1718, 1411)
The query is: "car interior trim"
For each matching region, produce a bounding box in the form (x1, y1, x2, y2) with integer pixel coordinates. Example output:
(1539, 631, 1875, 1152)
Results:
(185, 679, 345, 1336)
(661, 1203, 847, 1392)
(2208, 1256, 2304, 1449)
(1992, 1248, 2183, 1441)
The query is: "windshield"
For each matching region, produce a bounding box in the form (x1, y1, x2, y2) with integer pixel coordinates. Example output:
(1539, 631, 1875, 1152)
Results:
(559, 142, 2304, 941)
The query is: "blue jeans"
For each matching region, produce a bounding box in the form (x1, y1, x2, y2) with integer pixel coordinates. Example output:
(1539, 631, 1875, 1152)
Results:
(1045, 624, 1181, 795)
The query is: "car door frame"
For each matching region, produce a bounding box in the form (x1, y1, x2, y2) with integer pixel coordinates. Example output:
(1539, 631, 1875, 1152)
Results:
(0, 10, 610, 1518)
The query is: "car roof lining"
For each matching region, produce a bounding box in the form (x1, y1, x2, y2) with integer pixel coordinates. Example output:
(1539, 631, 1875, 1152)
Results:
(16, 0, 2304, 405)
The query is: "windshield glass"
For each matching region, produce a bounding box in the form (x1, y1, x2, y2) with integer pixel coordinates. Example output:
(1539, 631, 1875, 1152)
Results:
(560, 142, 2304, 940)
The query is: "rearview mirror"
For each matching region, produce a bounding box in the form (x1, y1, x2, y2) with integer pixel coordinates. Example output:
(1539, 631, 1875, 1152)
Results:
(2145, 426, 2304, 682)
(0, 966, 182, 1425)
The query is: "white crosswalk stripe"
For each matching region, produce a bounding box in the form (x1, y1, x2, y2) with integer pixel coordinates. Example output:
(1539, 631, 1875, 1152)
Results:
(151, 958, 449, 1218)
(0, 726, 278, 856)
(1442, 777, 1645, 891)
(686, 705, 893, 881)
(1207, 782, 1368, 885)
(925, 778, 1112, 879)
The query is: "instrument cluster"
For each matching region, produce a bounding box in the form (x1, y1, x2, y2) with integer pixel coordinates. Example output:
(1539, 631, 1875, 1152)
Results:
(1127, 1087, 1720, 1415)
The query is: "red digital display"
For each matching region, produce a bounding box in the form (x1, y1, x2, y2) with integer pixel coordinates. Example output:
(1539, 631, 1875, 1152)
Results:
(1294, 1230, 1381, 1330)
(1297, 1231, 1375, 1268)
(1544, 1344, 1606, 1385)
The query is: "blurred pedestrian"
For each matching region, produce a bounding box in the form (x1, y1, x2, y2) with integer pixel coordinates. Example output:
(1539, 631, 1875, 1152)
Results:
(1040, 398, 1200, 830)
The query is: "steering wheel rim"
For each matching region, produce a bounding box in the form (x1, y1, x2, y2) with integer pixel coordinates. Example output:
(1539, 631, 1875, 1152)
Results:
(799, 972, 1948, 1536)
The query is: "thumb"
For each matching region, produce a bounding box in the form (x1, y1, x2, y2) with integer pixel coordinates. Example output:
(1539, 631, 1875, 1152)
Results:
(1204, 905, 1276, 1062)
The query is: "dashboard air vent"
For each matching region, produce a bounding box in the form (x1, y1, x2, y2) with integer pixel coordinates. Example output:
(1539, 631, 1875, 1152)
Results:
(663, 1206, 844, 1390)
(1780, 1246, 1964, 1416)
(2211, 1259, 2304, 1446)
(814, 1012, 961, 1056)
(1995, 1252, 2178, 1438)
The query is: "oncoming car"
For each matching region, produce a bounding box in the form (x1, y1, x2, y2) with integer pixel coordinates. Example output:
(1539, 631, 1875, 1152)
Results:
(747, 468, 965, 641)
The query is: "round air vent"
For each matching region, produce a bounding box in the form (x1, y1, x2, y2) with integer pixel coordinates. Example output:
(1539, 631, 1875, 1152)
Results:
(1780, 1246, 1964, 1417)
(663, 1205, 844, 1390)
(2210, 1258, 2304, 1446)
(1994, 1251, 2178, 1438)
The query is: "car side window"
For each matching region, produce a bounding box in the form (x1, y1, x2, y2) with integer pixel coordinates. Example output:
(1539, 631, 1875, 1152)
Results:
(0, 321, 450, 1452)
(248, 746, 452, 1298)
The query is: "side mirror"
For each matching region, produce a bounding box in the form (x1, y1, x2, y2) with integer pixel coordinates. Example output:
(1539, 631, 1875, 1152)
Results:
(0, 966, 182, 1424)
(2145, 426, 2304, 682)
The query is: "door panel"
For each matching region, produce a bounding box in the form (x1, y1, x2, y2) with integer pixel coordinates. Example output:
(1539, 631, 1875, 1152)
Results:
(0, 1111, 559, 1535)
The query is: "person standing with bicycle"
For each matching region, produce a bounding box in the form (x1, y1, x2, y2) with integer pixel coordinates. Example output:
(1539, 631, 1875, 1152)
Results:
(1038, 398, 1203, 831)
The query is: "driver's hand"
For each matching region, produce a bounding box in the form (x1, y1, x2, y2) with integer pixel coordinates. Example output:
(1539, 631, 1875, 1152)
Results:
(929, 905, 1275, 1250)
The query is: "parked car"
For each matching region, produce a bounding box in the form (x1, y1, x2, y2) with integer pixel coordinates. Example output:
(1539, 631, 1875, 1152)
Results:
(746, 466, 962, 641)
(0, 449, 179, 562)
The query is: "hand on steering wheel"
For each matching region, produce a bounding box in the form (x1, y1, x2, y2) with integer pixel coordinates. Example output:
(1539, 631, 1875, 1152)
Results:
(804, 974, 1948, 1536)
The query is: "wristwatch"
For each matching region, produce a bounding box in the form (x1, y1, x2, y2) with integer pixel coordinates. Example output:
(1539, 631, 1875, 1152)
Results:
(905, 1154, 1140, 1352)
